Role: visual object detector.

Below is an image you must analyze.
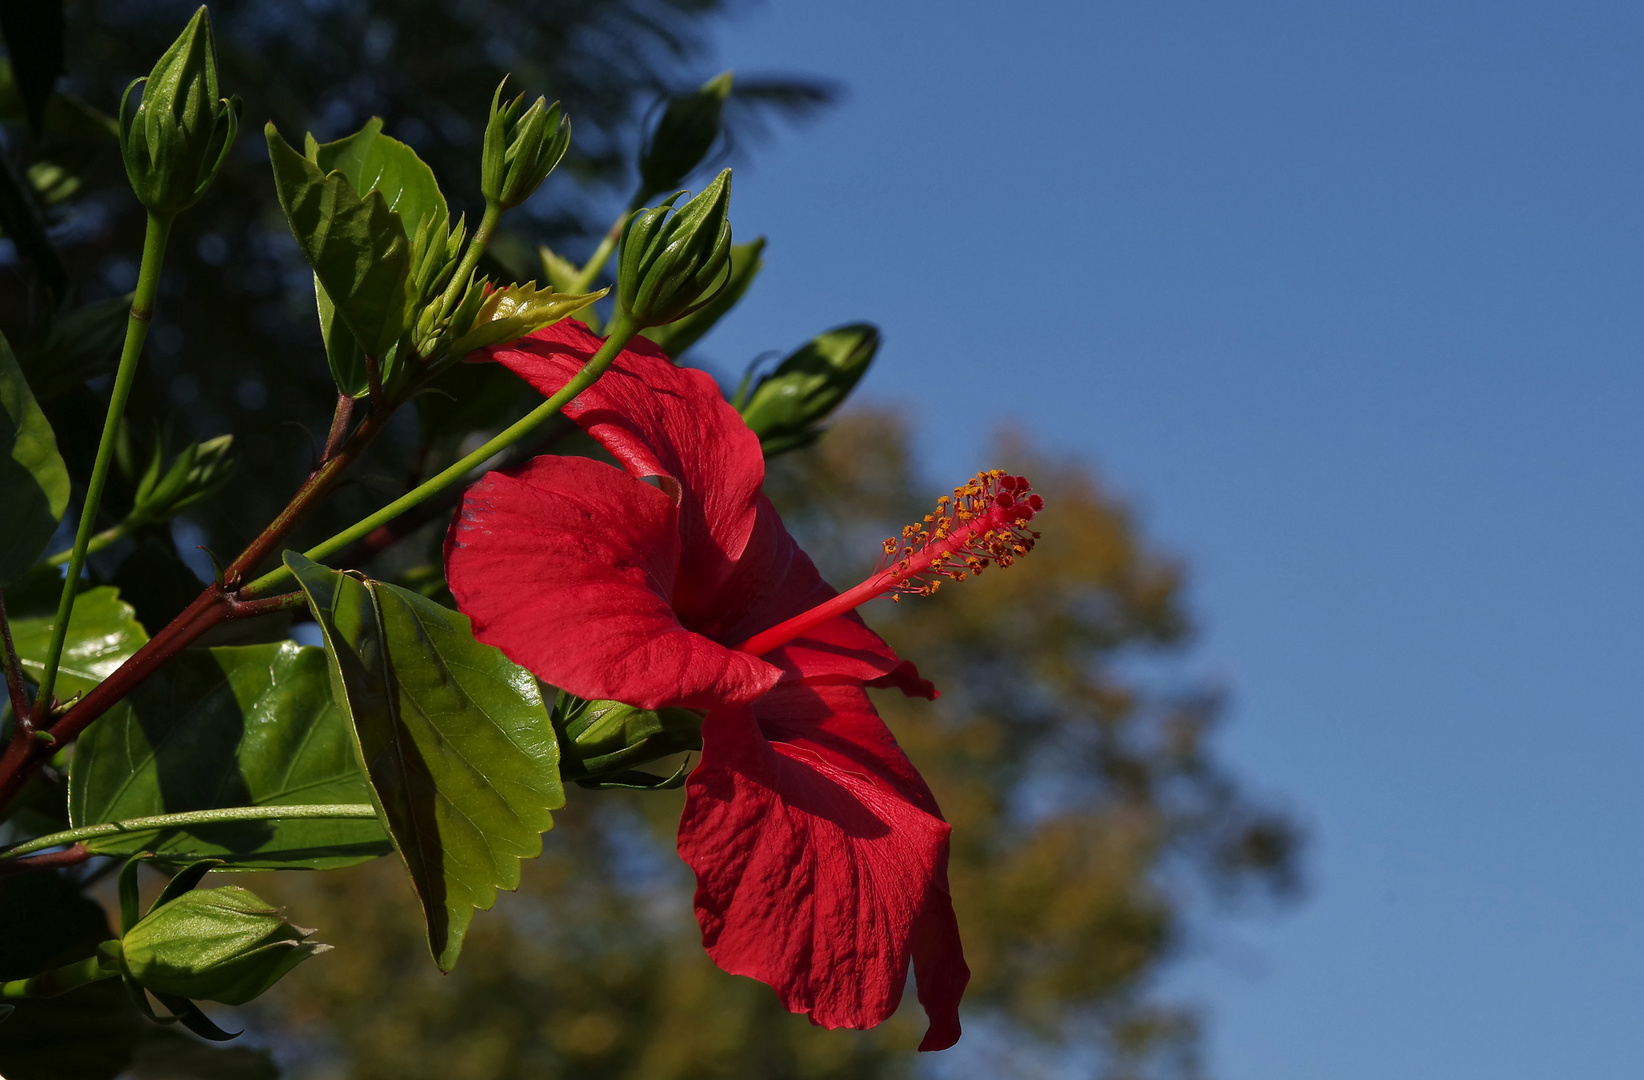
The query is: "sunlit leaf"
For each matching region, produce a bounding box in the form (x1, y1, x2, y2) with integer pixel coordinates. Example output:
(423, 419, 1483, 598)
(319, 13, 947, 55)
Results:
(314, 276, 368, 398)
(7, 585, 146, 699)
(0, 327, 70, 585)
(447, 280, 606, 356)
(67, 642, 395, 870)
(307, 117, 447, 240)
(285, 552, 563, 971)
(267, 123, 413, 365)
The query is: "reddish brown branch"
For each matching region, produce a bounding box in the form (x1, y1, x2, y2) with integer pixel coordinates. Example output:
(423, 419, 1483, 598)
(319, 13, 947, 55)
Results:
(0, 843, 91, 878)
(0, 589, 30, 722)
(320, 392, 355, 462)
(0, 397, 391, 812)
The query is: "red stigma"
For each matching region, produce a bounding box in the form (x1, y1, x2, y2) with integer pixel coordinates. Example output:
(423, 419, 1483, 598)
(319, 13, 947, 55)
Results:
(736, 470, 1044, 656)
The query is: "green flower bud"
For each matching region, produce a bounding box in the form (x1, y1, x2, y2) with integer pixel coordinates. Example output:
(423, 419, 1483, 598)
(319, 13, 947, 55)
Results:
(118, 6, 240, 216)
(126, 432, 235, 527)
(481, 80, 570, 210)
(739, 323, 880, 456)
(118, 885, 329, 1006)
(616, 169, 733, 330)
(553, 694, 702, 789)
(638, 72, 733, 198)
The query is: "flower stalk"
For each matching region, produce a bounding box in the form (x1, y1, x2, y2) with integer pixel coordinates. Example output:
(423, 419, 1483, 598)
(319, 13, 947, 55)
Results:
(0, 804, 380, 860)
(0, 952, 118, 1000)
(31, 212, 172, 723)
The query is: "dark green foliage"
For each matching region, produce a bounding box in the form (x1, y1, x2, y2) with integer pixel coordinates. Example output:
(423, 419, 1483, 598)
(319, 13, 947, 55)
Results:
(69, 642, 393, 868)
(0, 329, 70, 585)
(287, 553, 564, 972)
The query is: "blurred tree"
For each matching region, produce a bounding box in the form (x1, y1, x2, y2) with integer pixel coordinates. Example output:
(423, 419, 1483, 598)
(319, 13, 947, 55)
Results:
(252, 410, 1301, 1080)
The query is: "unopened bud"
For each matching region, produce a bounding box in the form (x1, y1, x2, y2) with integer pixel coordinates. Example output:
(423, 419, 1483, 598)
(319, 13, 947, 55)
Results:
(553, 694, 702, 788)
(638, 71, 733, 198)
(616, 169, 733, 330)
(118, 6, 240, 216)
(739, 323, 879, 455)
(118, 885, 329, 1006)
(128, 433, 235, 526)
(481, 80, 570, 210)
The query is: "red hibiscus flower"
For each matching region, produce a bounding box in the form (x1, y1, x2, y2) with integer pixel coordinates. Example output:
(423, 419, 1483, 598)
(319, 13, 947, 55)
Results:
(445, 321, 1041, 1050)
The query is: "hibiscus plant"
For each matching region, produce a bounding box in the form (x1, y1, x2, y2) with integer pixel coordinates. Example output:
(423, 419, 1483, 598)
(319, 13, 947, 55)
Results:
(0, 5, 1044, 1063)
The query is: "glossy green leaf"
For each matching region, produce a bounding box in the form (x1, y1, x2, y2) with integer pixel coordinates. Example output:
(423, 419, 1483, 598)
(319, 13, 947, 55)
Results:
(67, 642, 394, 869)
(302, 119, 450, 394)
(285, 552, 563, 971)
(641, 236, 765, 358)
(307, 118, 447, 240)
(267, 122, 412, 363)
(314, 275, 368, 397)
(0, 327, 70, 585)
(8, 585, 147, 699)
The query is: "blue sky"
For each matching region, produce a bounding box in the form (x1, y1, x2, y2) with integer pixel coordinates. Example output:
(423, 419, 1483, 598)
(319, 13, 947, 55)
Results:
(694, 2, 1644, 1077)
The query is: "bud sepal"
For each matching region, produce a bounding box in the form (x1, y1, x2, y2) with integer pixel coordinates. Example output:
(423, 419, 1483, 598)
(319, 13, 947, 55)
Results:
(552, 693, 702, 789)
(122, 429, 236, 528)
(106, 855, 329, 1041)
(481, 80, 571, 210)
(616, 169, 734, 329)
(638, 71, 733, 199)
(118, 6, 240, 216)
(739, 323, 880, 456)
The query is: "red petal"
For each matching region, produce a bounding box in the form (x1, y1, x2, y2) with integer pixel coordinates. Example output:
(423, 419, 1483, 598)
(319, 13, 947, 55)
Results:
(697, 495, 938, 698)
(678, 681, 966, 1046)
(484, 322, 765, 617)
(445, 454, 782, 709)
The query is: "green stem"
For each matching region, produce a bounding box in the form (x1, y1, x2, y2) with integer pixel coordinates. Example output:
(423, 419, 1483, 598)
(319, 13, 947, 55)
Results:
(569, 226, 620, 295)
(569, 190, 646, 296)
(0, 954, 115, 999)
(438, 200, 503, 318)
(0, 803, 380, 860)
(45, 522, 129, 567)
(240, 317, 639, 598)
(32, 212, 172, 721)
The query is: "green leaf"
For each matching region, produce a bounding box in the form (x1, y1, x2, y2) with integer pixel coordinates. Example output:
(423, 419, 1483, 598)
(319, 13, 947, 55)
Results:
(285, 552, 563, 971)
(641, 236, 765, 358)
(8, 585, 147, 699)
(307, 117, 448, 241)
(447, 280, 607, 356)
(0, 327, 70, 585)
(303, 119, 451, 393)
(314, 275, 368, 398)
(67, 642, 394, 869)
(13, 292, 132, 401)
(0, 57, 119, 142)
(267, 122, 413, 365)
